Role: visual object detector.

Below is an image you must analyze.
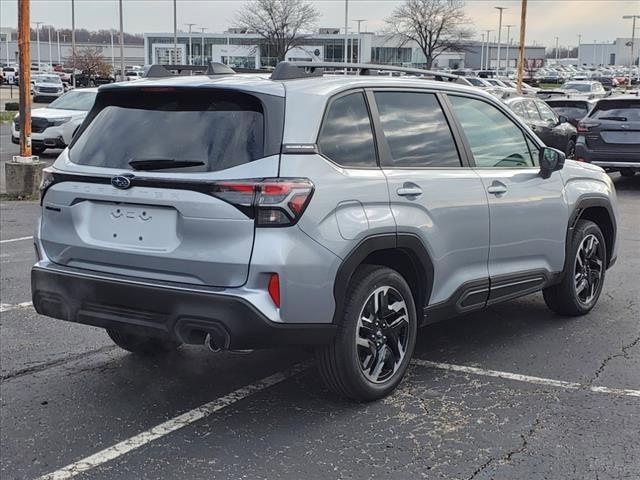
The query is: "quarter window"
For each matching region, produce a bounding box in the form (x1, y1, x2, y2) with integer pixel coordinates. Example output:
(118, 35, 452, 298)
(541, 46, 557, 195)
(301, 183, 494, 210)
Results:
(317, 92, 377, 167)
(374, 91, 461, 168)
(449, 95, 535, 168)
(523, 100, 541, 121)
(536, 101, 557, 123)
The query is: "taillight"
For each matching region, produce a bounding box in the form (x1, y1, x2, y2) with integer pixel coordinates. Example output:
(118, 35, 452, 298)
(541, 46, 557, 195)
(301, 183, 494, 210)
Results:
(210, 178, 314, 227)
(268, 273, 281, 308)
(39, 168, 56, 205)
(577, 122, 600, 133)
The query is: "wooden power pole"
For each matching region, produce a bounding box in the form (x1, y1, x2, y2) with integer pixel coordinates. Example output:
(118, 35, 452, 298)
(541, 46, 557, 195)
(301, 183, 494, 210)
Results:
(516, 0, 528, 94)
(18, 0, 31, 157)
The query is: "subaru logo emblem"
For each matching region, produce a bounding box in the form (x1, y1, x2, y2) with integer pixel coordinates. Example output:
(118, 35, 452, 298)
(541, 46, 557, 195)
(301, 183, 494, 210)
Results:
(111, 176, 132, 190)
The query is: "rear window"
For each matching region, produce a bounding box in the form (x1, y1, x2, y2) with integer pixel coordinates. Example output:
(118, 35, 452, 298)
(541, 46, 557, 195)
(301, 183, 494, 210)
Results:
(70, 89, 270, 172)
(590, 100, 640, 121)
(548, 102, 589, 119)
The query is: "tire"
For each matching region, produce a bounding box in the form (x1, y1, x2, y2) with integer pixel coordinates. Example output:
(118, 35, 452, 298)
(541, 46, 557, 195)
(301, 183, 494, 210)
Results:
(107, 329, 180, 356)
(565, 139, 576, 159)
(543, 219, 606, 316)
(316, 265, 418, 401)
(620, 169, 636, 178)
(32, 146, 45, 155)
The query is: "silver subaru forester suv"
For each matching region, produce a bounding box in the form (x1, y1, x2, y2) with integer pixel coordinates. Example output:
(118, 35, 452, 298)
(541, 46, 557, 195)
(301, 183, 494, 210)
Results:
(32, 62, 619, 401)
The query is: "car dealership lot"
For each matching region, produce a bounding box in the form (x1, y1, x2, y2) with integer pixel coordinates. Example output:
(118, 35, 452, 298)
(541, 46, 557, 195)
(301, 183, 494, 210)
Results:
(1, 147, 638, 478)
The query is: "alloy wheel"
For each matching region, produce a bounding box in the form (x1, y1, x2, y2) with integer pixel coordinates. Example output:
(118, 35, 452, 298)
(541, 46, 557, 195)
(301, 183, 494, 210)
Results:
(574, 234, 604, 305)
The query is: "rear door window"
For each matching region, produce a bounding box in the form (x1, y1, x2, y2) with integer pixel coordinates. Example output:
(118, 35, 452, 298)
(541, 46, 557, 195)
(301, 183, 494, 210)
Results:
(70, 89, 275, 172)
(317, 92, 377, 167)
(374, 91, 461, 168)
(523, 100, 542, 121)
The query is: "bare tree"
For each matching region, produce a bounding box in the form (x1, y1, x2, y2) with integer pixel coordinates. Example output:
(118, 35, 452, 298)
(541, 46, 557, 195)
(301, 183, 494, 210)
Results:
(385, 0, 474, 69)
(234, 0, 320, 65)
(67, 47, 112, 77)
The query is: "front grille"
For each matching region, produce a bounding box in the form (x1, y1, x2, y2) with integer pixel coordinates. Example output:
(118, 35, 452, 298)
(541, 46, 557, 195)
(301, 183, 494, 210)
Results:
(14, 117, 53, 133)
(38, 87, 59, 94)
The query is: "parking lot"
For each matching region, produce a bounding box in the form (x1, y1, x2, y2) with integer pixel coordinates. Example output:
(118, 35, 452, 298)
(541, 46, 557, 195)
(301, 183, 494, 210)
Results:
(1, 133, 639, 479)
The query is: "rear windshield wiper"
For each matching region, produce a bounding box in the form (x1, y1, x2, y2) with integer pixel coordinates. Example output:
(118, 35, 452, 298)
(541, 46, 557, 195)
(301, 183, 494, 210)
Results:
(128, 158, 205, 170)
(597, 116, 627, 121)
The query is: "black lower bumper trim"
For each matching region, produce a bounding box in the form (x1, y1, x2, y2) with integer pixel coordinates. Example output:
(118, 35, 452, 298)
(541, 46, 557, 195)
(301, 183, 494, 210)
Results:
(31, 267, 336, 349)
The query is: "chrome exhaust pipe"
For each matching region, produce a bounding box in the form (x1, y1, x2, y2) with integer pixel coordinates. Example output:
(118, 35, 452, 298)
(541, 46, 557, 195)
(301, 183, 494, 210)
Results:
(205, 333, 222, 353)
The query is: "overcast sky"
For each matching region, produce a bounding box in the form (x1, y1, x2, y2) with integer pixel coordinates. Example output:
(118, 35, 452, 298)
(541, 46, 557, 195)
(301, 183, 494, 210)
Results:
(1, 0, 638, 47)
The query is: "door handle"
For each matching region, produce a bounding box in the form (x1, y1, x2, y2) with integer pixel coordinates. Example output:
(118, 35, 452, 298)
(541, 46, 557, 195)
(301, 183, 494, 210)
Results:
(487, 181, 507, 195)
(397, 186, 423, 197)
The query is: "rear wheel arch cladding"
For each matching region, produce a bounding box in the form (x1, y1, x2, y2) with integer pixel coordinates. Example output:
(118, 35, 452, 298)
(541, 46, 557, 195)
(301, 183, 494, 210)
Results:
(332, 234, 434, 324)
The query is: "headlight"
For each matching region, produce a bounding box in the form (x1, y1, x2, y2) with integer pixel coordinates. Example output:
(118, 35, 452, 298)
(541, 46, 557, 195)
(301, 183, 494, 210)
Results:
(50, 117, 72, 126)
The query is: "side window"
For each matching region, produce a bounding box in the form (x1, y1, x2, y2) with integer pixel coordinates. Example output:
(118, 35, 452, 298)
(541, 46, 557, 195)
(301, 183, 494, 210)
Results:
(536, 102, 557, 123)
(523, 100, 541, 121)
(317, 92, 377, 167)
(449, 95, 535, 168)
(374, 91, 461, 168)
(511, 102, 525, 118)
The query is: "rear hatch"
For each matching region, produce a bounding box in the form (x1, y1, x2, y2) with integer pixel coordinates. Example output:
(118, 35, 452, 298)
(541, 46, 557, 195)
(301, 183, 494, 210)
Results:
(582, 98, 640, 153)
(40, 85, 284, 287)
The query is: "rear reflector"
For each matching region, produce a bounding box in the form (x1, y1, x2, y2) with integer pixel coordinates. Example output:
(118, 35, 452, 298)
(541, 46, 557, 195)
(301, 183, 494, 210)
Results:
(268, 273, 280, 308)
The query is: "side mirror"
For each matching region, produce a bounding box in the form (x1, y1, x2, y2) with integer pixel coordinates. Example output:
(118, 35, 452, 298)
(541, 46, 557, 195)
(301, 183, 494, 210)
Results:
(539, 147, 565, 179)
(558, 114, 569, 124)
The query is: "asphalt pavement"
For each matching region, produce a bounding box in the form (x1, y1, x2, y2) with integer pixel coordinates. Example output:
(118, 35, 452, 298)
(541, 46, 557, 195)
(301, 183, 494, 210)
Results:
(1, 148, 639, 479)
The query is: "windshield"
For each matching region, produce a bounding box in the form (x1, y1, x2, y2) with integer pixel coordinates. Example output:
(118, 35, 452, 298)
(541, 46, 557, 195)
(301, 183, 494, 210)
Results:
(34, 74, 62, 84)
(467, 77, 487, 87)
(47, 90, 97, 111)
(562, 83, 591, 92)
(70, 89, 266, 172)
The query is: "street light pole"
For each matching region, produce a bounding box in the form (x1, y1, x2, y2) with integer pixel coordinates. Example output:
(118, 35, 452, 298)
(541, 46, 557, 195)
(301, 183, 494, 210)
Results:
(173, 0, 178, 63)
(119, 0, 125, 81)
(200, 27, 207, 65)
(353, 19, 365, 63)
(485, 29, 493, 70)
(623, 15, 639, 86)
(185, 23, 196, 65)
(504, 24, 515, 73)
(110, 29, 114, 70)
(71, 0, 76, 87)
(494, 7, 507, 73)
(47, 25, 52, 67)
(343, 0, 349, 63)
(480, 33, 485, 70)
(57, 30, 61, 64)
(555, 36, 559, 63)
(34, 21, 43, 70)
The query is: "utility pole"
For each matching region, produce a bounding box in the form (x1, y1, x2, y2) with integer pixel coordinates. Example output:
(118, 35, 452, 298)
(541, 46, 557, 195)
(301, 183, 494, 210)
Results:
(34, 21, 43, 70)
(200, 27, 207, 65)
(185, 23, 196, 65)
(495, 7, 507, 73)
(623, 15, 639, 86)
(71, 0, 76, 87)
(353, 19, 365, 63)
(119, 0, 125, 80)
(504, 25, 515, 73)
(173, 0, 178, 63)
(343, 0, 349, 63)
(516, 0, 527, 94)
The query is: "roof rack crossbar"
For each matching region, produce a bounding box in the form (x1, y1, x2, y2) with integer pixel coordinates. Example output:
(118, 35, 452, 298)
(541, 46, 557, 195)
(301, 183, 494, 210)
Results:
(270, 61, 465, 83)
(143, 62, 235, 78)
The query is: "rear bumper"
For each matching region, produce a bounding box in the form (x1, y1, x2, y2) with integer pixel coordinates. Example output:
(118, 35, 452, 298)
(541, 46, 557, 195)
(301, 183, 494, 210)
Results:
(31, 266, 337, 350)
(575, 143, 640, 168)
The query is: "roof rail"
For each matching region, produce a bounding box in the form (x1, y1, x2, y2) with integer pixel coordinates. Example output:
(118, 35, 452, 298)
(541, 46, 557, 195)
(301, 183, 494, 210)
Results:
(270, 61, 467, 84)
(143, 62, 235, 78)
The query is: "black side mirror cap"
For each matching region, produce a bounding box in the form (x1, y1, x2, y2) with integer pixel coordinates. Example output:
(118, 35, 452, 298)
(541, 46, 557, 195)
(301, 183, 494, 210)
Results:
(539, 147, 565, 179)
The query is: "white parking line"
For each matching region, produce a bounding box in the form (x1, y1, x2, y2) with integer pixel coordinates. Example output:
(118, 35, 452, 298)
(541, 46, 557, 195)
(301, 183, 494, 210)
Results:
(37, 361, 310, 480)
(0, 235, 33, 244)
(0, 301, 33, 313)
(411, 359, 640, 398)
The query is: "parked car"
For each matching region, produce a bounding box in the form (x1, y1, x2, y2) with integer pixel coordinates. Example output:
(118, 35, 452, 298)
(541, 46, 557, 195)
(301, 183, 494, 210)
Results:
(31, 73, 65, 102)
(558, 81, 607, 98)
(11, 88, 98, 154)
(505, 97, 578, 157)
(545, 97, 597, 127)
(31, 62, 618, 401)
(2, 65, 19, 85)
(73, 73, 115, 87)
(575, 95, 640, 177)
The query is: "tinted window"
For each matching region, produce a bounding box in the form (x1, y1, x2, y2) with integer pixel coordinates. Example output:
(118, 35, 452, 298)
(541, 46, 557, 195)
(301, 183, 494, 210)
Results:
(449, 95, 535, 168)
(374, 91, 461, 168)
(318, 92, 377, 167)
(549, 104, 589, 119)
(70, 89, 266, 172)
(536, 102, 557, 122)
(511, 102, 525, 118)
(523, 100, 541, 121)
(591, 100, 640, 121)
(48, 90, 97, 111)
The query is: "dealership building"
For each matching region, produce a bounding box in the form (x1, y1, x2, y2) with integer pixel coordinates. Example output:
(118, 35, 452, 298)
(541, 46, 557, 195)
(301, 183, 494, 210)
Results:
(577, 38, 638, 66)
(143, 30, 546, 70)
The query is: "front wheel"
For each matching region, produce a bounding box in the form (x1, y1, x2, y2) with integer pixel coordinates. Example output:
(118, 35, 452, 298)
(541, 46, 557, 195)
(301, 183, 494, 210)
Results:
(316, 265, 417, 401)
(620, 168, 636, 178)
(565, 139, 576, 159)
(543, 219, 606, 316)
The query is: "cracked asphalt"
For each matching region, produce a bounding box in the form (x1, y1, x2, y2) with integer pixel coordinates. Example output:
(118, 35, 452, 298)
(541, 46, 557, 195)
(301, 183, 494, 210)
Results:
(1, 145, 638, 479)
